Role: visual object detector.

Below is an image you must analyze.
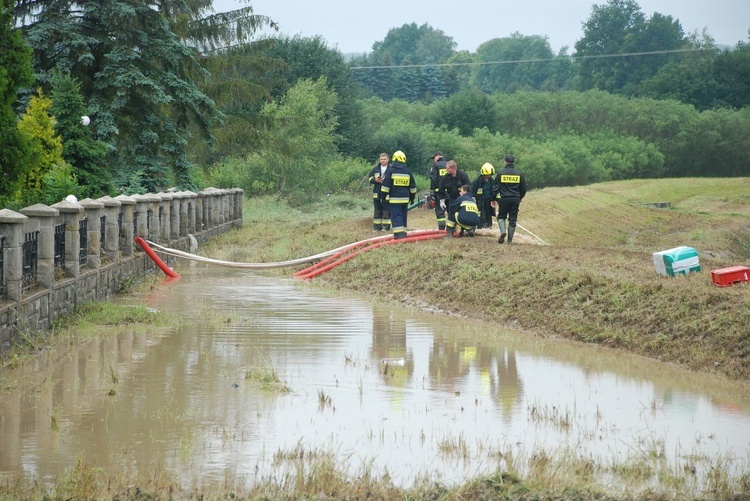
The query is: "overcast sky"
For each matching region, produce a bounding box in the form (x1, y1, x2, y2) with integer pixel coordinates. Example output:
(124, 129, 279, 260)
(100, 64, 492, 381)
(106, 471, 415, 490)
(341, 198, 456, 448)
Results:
(212, 0, 749, 54)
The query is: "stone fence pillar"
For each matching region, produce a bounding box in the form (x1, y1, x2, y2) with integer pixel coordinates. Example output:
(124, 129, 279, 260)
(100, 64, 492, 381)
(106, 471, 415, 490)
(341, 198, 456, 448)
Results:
(50, 199, 84, 279)
(98, 197, 122, 263)
(0, 209, 28, 302)
(18, 204, 58, 289)
(130, 195, 149, 240)
(79, 198, 104, 270)
(169, 192, 181, 241)
(155, 192, 173, 243)
(184, 191, 197, 235)
(114, 195, 135, 257)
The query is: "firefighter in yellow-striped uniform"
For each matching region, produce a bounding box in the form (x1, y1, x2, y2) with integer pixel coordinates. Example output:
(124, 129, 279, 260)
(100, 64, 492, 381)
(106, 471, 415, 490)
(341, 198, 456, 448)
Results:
(446, 184, 481, 237)
(380, 151, 417, 239)
(428, 151, 448, 230)
(471, 162, 496, 229)
(493, 154, 527, 245)
(368, 152, 391, 231)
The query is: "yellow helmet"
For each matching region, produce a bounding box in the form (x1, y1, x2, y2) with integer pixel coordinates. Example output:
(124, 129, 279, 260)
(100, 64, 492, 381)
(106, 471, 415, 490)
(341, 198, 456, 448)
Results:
(392, 150, 406, 163)
(481, 162, 495, 176)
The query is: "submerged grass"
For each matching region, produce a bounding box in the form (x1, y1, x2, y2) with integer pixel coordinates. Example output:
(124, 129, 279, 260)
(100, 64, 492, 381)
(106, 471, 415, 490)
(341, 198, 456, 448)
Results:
(2, 443, 746, 500)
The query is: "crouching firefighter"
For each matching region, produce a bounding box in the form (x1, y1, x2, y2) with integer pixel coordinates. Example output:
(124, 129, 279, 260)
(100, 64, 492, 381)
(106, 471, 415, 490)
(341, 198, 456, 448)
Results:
(380, 150, 417, 239)
(446, 185, 481, 237)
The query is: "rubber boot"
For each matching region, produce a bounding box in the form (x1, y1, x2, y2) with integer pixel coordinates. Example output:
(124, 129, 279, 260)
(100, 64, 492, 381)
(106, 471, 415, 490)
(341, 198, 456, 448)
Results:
(446, 226, 454, 237)
(438, 221, 446, 231)
(498, 220, 507, 244)
(507, 226, 515, 245)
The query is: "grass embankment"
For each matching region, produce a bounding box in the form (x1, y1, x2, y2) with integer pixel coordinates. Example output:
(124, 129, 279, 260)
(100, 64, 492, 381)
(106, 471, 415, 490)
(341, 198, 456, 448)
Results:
(209, 178, 750, 381)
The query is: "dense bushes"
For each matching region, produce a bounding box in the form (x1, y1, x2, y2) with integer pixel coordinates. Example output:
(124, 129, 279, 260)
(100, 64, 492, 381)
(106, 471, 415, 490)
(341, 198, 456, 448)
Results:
(208, 85, 749, 198)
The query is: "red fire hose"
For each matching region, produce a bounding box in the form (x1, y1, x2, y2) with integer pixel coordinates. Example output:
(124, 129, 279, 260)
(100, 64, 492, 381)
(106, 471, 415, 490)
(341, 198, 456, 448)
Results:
(294, 229, 446, 280)
(135, 236, 181, 278)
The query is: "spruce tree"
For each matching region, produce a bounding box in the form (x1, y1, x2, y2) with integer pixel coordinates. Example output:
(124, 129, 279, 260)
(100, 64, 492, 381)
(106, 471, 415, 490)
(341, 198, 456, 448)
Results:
(0, 0, 34, 202)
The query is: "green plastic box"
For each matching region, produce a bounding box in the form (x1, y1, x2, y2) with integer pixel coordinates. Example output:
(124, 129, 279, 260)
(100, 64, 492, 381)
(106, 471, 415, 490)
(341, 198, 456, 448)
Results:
(653, 246, 701, 277)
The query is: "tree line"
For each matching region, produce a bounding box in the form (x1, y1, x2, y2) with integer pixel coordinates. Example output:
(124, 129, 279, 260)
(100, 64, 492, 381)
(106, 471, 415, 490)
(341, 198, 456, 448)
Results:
(1, 0, 749, 209)
(350, 1, 749, 110)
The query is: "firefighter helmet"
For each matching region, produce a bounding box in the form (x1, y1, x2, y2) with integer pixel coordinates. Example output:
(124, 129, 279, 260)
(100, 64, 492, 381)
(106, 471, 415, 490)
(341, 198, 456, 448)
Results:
(481, 162, 495, 176)
(392, 150, 406, 163)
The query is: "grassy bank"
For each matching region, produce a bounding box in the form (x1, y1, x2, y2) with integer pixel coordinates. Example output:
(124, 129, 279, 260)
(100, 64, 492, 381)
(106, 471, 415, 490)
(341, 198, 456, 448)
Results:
(206, 178, 750, 381)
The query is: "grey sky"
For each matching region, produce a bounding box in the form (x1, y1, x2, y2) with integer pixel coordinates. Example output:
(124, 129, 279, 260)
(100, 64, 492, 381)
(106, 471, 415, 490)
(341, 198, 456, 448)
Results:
(212, 0, 749, 54)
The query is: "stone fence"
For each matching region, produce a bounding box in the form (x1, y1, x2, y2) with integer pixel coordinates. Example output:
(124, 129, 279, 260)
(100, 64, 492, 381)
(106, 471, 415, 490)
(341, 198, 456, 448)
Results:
(0, 188, 244, 351)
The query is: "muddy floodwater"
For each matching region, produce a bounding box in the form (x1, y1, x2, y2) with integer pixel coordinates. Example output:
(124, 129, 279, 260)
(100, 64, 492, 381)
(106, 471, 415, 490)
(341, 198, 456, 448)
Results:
(1, 266, 749, 489)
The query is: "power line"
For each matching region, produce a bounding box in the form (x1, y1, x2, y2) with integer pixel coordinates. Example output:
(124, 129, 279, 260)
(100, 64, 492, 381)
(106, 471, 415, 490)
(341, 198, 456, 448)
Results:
(349, 47, 718, 70)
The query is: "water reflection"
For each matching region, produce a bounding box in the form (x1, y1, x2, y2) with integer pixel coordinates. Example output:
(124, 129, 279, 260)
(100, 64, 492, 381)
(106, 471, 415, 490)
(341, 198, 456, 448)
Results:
(1, 266, 749, 489)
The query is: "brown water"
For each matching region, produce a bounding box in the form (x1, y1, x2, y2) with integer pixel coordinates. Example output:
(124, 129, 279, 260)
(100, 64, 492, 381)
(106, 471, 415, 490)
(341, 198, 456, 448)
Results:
(1, 266, 749, 490)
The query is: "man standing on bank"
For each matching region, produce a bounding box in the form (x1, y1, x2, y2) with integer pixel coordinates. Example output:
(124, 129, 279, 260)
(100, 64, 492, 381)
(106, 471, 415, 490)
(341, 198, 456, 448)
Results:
(428, 151, 448, 230)
(369, 152, 391, 231)
(493, 154, 527, 245)
(380, 150, 417, 240)
(438, 160, 471, 222)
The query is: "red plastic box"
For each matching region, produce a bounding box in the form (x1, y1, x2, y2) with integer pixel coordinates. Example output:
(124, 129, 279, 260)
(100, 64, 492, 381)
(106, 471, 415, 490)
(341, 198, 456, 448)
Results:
(710, 266, 750, 287)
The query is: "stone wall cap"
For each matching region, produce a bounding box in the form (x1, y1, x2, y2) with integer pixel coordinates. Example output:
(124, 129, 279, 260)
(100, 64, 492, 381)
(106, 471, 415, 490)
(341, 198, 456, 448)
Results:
(51, 200, 85, 213)
(0, 208, 29, 223)
(113, 194, 136, 205)
(131, 193, 161, 203)
(97, 196, 122, 207)
(79, 198, 105, 209)
(19, 204, 59, 217)
(155, 192, 174, 201)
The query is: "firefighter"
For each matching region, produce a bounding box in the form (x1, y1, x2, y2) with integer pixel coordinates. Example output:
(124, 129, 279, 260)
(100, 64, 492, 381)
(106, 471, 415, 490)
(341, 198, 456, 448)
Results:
(471, 162, 495, 229)
(380, 150, 417, 239)
(428, 151, 448, 230)
(368, 152, 391, 231)
(446, 185, 481, 237)
(493, 154, 527, 245)
(437, 160, 471, 219)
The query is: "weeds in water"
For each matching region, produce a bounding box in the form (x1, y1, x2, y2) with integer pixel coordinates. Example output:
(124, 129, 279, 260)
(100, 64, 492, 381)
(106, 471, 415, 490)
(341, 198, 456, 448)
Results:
(1, 444, 748, 500)
(50, 409, 59, 431)
(437, 433, 470, 460)
(528, 402, 572, 431)
(244, 366, 290, 393)
(317, 389, 332, 409)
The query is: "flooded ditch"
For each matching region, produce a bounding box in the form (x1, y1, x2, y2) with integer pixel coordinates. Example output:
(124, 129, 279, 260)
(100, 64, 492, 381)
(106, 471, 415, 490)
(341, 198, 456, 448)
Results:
(1, 266, 748, 491)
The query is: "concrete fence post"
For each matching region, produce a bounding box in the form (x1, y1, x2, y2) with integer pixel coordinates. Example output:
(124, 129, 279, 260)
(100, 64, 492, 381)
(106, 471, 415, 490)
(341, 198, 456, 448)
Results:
(18, 204, 58, 289)
(114, 195, 135, 257)
(50, 199, 85, 279)
(0, 209, 28, 303)
(155, 192, 173, 243)
(185, 191, 197, 235)
(79, 198, 105, 270)
(98, 196, 122, 263)
(169, 192, 181, 241)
